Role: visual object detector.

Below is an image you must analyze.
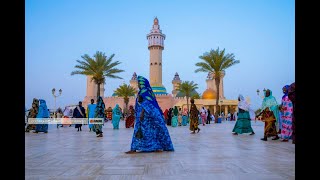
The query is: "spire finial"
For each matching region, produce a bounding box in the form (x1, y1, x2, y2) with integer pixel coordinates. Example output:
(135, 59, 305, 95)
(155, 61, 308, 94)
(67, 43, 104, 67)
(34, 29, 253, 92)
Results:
(154, 17, 159, 25)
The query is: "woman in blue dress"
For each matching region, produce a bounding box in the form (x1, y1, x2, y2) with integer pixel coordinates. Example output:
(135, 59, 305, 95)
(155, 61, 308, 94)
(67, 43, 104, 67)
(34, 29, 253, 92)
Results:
(181, 108, 188, 126)
(112, 104, 121, 129)
(34, 99, 49, 133)
(126, 76, 174, 153)
(171, 106, 178, 127)
(93, 96, 105, 137)
(87, 99, 97, 132)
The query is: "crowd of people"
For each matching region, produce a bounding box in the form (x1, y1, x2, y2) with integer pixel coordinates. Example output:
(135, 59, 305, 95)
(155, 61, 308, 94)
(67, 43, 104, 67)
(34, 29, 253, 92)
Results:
(232, 83, 295, 144)
(25, 76, 295, 152)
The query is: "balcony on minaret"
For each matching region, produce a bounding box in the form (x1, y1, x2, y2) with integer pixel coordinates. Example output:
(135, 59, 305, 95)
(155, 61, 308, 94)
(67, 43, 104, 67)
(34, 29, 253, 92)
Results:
(147, 18, 165, 49)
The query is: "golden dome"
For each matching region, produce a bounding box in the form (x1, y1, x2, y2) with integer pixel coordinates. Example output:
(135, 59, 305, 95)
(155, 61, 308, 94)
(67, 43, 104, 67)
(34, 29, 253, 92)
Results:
(202, 89, 217, 99)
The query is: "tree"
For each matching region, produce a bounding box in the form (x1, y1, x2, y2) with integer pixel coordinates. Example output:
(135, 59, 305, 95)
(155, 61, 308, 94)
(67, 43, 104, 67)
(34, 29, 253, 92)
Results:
(195, 47, 240, 123)
(191, 93, 201, 99)
(71, 51, 124, 97)
(177, 81, 198, 117)
(113, 83, 137, 114)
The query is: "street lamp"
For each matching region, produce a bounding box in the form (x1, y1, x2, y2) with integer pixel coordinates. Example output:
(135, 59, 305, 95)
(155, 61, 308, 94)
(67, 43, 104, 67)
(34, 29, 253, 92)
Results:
(219, 100, 223, 116)
(256, 88, 266, 99)
(52, 88, 62, 117)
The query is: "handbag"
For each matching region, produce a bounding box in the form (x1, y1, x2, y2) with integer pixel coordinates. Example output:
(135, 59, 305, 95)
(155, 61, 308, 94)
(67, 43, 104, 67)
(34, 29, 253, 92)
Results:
(135, 126, 143, 139)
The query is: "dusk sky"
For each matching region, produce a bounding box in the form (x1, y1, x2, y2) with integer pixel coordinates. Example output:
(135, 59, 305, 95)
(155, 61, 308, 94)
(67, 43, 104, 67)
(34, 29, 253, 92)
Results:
(25, 0, 295, 110)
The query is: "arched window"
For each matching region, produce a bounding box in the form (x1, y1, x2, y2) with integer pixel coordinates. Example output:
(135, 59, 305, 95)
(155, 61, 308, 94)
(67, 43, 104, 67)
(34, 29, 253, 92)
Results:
(150, 63, 153, 65)
(155, 62, 157, 65)
(159, 63, 161, 66)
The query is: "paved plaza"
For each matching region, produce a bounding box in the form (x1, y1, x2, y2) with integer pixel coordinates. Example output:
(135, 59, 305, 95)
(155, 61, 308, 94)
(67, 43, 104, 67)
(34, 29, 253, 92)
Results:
(25, 120, 295, 180)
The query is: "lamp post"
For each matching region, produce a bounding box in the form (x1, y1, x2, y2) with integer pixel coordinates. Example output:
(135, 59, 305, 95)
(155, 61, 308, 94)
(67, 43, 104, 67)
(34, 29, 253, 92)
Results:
(52, 88, 62, 117)
(256, 88, 266, 99)
(219, 100, 223, 116)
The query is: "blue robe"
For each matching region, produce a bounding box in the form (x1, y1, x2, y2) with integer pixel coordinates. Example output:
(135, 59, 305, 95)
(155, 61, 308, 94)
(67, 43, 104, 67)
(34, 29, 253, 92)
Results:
(87, 104, 97, 129)
(35, 99, 49, 133)
(198, 115, 202, 124)
(171, 116, 178, 127)
(112, 105, 121, 129)
(93, 96, 105, 134)
(182, 115, 188, 126)
(130, 100, 174, 152)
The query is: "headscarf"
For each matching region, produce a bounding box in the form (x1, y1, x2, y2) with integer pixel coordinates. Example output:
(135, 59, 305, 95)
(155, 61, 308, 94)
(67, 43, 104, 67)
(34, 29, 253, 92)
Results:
(238, 94, 250, 111)
(36, 99, 49, 118)
(261, 89, 280, 124)
(95, 96, 105, 118)
(189, 102, 198, 120)
(29, 98, 39, 118)
(183, 108, 188, 116)
(163, 109, 169, 119)
(136, 76, 162, 114)
(238, 94, 255, 120)
(107, 107, 112, 112)
(261, 89, 279, 111)
(282, 85, 290, 99)
(200, 107, 206, 114)
(113, 104, 121, 115)
(129, 105, 134, 115)
(173, 106, 178, 116)
(168, 108, 172, 117)
(288, 82, 295, 104)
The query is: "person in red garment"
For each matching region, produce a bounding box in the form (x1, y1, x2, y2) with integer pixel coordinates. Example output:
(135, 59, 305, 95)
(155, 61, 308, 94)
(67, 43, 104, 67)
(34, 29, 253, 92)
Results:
(125, 105, 135, 128)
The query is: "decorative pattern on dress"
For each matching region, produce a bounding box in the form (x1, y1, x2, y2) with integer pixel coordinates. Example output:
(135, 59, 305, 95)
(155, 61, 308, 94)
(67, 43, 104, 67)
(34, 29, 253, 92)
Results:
(93, 96, 105, 134)
(280, 93, 293, 140)
(130, 75, 174, 152)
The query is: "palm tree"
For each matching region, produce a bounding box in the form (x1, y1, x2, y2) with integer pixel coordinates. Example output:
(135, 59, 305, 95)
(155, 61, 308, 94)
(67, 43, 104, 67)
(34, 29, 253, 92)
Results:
(177, 81, 198, 117)
(195, 47, 240, 122)
(113, 83, 137, 113)
(71, 51, 124, 97)
(192, 93, 201, 99)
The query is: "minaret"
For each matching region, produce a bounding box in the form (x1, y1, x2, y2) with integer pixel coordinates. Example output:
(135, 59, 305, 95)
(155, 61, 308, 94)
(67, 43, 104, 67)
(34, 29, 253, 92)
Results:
(129, 72, 138, 92)
(172, 72, 181, 97)
(147, 17, 167, 95)
(86, 76, 104, 99)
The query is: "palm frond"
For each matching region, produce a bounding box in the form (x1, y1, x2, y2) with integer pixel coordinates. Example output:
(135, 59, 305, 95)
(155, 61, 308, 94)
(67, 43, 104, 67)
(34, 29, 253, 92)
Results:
(105, 74, 123, 79)
(195, 47, 239, 75)
(114, 84, 136, 98)
(71, 70, 90, 76)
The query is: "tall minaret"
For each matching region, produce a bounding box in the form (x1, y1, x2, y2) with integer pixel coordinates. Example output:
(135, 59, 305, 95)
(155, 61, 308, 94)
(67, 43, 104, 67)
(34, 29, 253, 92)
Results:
(147, 17, 166, 88)
(172, 72, 181, 97)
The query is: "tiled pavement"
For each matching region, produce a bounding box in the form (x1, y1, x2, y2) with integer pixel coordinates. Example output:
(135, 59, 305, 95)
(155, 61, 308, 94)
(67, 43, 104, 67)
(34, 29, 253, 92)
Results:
(25, 120, 295, 180)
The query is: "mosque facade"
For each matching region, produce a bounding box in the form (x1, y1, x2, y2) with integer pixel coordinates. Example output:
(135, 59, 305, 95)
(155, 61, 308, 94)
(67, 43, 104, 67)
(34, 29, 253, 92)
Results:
(83, 18, 238, 115)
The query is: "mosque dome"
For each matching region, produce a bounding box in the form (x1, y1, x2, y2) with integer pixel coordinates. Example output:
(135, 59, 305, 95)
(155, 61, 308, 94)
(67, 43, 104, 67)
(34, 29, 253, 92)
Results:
(202, 89, 217, 99)
(151, 86, 168, 95)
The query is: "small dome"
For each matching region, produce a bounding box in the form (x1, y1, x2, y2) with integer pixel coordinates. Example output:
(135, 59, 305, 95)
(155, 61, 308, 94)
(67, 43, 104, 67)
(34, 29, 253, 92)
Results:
(202, 89, 217, 99)
(151, 86, 167, 95)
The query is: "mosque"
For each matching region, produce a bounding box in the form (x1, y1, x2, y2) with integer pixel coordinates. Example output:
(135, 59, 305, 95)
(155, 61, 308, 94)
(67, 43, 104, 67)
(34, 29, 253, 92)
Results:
(83, 18, 238, 115)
